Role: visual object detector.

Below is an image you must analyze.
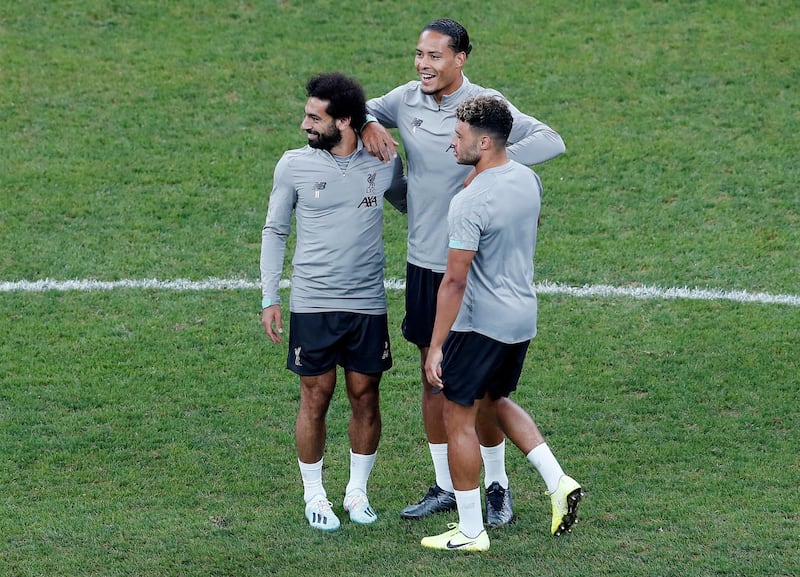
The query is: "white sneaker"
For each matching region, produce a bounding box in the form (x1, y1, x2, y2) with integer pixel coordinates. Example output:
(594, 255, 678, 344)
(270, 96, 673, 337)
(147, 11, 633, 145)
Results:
(305, 495, 340, 532)
(343, 489, 378, 525)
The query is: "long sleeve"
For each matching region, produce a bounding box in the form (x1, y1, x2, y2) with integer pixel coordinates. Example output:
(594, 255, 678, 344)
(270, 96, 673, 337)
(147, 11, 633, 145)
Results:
(383, 155, 408, 213)
(367, 83, 410, 129)
(504, 98, 566, 167)
(260, 153, 295, 307)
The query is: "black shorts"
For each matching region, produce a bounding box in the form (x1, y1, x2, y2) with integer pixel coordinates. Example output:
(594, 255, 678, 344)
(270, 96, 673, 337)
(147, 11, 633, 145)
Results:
(287, 312, 392, 376)
(401, 262, 444, 348)
(440, 331, 530, 407)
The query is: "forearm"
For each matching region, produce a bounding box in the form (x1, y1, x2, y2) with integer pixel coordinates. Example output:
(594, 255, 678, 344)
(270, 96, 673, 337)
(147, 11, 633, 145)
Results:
(506, 126, 565, 166)
(259, 227, 288, 307)
(430, 277, 466, 349)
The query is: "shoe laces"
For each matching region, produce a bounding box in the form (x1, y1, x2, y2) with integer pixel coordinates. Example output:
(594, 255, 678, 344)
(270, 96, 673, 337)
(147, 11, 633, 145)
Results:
(486, 485, 507, 510)
(309, 497, 335, 514)
(344, 490, 369, 511)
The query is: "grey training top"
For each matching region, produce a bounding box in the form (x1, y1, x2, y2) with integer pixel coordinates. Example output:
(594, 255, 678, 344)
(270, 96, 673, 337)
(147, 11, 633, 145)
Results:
(448, 161, 542, 344)
(367, 75, 564, 272)
(260, 140, 406, 314)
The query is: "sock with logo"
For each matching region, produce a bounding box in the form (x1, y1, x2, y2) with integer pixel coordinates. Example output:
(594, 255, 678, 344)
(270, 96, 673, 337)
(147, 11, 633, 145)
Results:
(429, 443, 454, 493)
(480, 439, 509, 489)
(454, 487, 484, 539)
(299, 458, 326, 503)
(526, 443, 564, 494)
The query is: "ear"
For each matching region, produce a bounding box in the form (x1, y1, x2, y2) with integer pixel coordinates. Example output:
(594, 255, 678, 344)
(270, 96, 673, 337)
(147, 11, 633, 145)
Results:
(455, 50, 467, 69)
(336, 117, 352, 130)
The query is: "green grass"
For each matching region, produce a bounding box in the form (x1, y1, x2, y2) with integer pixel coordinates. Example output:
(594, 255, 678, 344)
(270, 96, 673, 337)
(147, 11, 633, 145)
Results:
(1, 1, 798, 576)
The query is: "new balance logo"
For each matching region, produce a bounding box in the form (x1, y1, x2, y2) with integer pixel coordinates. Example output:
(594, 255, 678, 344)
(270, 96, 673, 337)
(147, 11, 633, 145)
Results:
(294, 346, 302, 367)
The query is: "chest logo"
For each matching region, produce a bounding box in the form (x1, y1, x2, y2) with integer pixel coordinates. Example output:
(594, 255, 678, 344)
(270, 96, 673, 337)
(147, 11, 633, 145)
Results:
(358, 172, 378, 208)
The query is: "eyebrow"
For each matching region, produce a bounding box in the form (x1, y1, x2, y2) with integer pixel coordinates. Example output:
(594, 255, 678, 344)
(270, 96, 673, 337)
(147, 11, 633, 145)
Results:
(416, 48, 443, 56)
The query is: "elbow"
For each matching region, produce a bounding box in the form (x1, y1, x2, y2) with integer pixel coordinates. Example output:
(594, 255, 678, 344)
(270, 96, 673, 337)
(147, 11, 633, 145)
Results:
(554, 135, 566, 155)
(443, 276, 468, 294)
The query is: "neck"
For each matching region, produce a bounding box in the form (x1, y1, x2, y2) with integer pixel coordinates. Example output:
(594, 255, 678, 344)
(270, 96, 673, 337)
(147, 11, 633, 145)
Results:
(473, 150, 509, 175)
(434, 73, 464, 103)
(330, 129, 358, 157)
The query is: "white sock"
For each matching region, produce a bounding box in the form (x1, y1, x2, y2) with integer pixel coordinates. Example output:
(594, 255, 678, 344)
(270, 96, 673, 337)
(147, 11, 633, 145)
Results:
(526, 443, 564, 493)
(345, 450, 377, 496)
(454, 487, 484, 538)
(480, 440, 509, 489)
(429, 443, 454, 493)
(299, 458, 326, 503)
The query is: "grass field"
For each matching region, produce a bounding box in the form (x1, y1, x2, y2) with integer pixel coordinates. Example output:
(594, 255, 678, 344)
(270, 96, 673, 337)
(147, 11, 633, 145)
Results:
(1, 1, 798, 576)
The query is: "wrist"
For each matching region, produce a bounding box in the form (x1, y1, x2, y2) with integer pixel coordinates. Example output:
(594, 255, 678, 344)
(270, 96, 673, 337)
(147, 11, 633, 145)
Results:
(361, 114, 377, 131)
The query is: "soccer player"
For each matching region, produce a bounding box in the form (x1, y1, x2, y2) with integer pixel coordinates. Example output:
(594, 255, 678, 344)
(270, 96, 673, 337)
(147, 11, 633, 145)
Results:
(362, 18, 569, 529)
(260, 72, 406, 532)
(420, 95, 582, 551)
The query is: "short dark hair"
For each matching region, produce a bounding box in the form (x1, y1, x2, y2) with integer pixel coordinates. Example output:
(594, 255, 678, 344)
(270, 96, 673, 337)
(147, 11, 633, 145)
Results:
(456, 95, 513, 145)
(423, 18, 473, 56)
(305, 72, 367, 131)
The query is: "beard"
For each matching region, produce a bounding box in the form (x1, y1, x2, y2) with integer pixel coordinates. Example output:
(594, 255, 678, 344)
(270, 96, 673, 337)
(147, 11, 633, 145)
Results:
(307, 124, 342, 151)
(455, 144, 480, 166)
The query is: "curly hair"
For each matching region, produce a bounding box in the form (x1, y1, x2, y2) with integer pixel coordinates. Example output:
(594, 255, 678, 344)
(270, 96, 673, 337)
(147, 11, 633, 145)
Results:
(455, 95, 513, 144)
(423, 18, 473, 56)
(305, 72, 367, 130)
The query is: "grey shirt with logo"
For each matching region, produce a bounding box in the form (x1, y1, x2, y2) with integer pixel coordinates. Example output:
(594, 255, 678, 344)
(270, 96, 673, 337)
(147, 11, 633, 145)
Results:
(260, 140, 406, 314)
(447, 161, 542, 344)
(367, 75, 564, 273)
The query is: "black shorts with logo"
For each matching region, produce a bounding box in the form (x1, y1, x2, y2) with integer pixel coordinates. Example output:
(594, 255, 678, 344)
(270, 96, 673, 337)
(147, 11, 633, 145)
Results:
(287, 311, 392, 376)
(402, 262, 444, 348)
(440, 331, 530, 406)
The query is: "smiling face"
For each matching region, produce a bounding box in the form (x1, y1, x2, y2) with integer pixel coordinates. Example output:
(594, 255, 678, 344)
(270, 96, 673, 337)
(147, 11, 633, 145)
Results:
(414, 30, 466, 102)
(300, 96, 342, 151)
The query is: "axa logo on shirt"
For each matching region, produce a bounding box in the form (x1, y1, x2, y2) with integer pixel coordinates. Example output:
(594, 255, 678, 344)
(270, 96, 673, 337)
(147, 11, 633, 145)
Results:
(358, 195, 378, 208)
(358, 172, 378, 208)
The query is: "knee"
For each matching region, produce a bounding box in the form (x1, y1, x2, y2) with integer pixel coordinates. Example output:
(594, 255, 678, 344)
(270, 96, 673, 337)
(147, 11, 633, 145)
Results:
(349, 382, 379, 410)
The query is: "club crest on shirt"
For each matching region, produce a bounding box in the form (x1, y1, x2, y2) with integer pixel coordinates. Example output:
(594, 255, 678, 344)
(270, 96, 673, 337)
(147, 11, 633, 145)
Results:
(313, 181, 326, 199)
(356, 172, 379, 208)
(411, 118, 423, 133)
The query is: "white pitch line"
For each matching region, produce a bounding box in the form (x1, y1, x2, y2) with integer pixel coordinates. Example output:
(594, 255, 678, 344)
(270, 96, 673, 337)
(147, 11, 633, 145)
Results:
(1, 277, 799, 307)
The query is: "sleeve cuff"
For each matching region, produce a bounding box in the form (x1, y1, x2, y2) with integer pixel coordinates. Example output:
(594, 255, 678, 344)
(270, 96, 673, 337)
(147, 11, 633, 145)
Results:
(361, 114, 377, 131)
